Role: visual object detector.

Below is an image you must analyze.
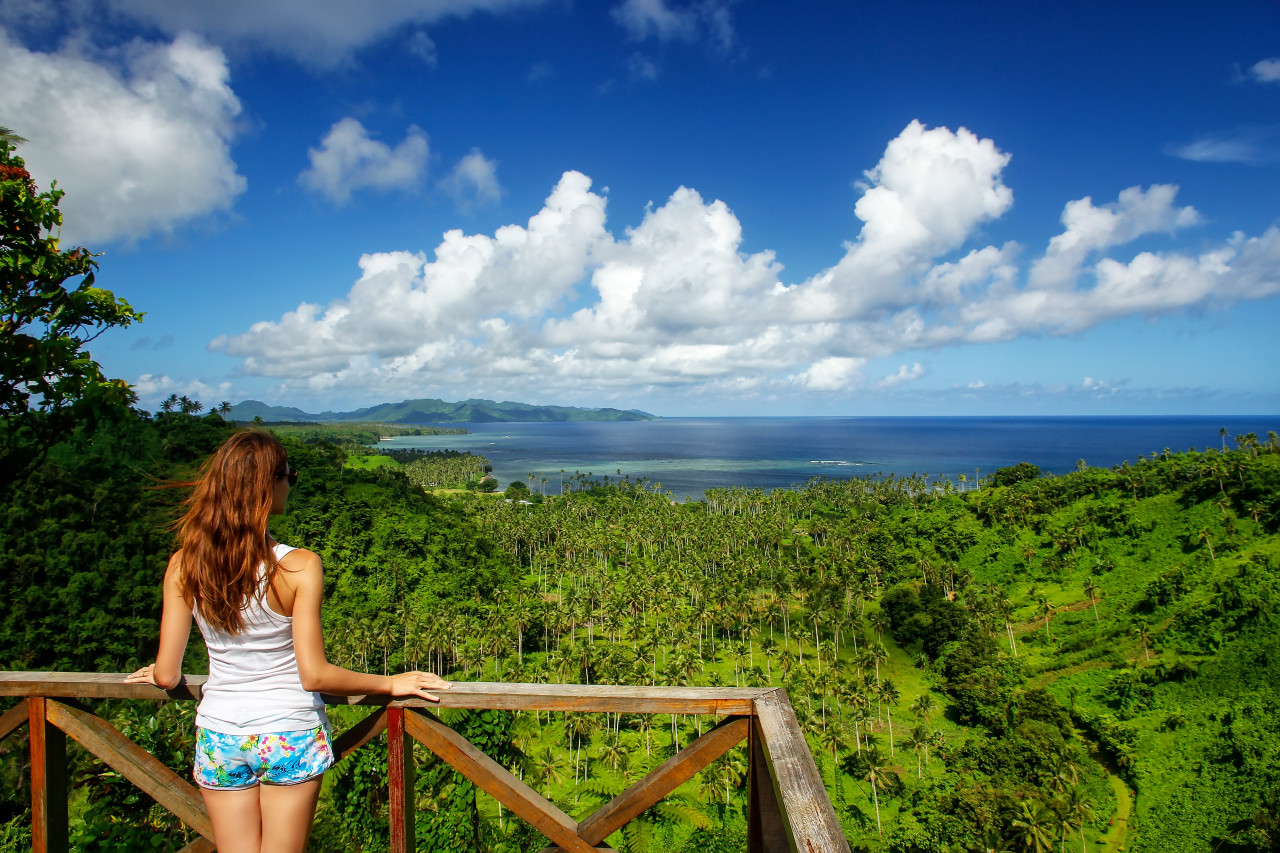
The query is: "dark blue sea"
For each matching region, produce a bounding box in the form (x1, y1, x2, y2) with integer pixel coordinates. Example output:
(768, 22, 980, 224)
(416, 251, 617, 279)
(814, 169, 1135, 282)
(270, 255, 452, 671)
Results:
(374, 416, 1277, 501)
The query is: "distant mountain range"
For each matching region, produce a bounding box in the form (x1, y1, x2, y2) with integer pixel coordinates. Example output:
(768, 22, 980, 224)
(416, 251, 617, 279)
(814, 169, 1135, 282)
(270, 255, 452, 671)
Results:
(229, 398, 655, 424)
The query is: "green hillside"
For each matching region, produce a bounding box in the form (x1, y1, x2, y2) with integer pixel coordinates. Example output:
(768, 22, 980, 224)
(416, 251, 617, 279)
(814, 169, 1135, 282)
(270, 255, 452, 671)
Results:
(1, 414, 1276, 852)
(229, 397, 655, 424)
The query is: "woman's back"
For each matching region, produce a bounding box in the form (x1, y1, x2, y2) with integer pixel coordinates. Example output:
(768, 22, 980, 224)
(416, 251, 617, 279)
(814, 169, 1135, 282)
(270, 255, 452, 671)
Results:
(193, 541, 328, 735)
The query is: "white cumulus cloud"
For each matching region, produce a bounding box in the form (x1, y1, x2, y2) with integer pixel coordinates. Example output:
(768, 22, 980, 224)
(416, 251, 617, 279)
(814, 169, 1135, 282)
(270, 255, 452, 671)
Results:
(34, 0, 554, 67)
(795, 358, 867, 392)
(134, 373, 234, 408)
(1029, 185, 1199, 289)
(438, 148, 503, 211)
(210, 122, 1280, 405)
(0, 29, 244, 245)
(299, 119, 429, 205)
(783, 120, 1013, 323)
(878, 362, 924, 389)
(1249, 57, 1280, 83)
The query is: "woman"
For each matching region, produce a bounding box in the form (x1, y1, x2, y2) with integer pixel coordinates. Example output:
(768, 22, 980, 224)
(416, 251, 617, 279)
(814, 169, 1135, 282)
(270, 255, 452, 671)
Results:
(127, 431, 449, 853)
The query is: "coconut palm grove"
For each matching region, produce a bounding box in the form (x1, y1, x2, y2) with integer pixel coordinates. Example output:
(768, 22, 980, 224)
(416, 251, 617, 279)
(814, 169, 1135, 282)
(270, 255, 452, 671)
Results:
(3, 138, 1280, 853)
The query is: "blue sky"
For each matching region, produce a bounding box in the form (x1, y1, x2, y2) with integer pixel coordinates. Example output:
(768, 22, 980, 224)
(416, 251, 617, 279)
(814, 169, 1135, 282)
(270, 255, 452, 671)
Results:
(3, 0, 1279, 416)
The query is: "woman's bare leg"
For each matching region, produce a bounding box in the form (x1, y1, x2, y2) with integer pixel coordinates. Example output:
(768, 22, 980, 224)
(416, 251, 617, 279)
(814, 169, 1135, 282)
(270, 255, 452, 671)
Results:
(201, 786, 262, 853)
(259, 777, 324, 852)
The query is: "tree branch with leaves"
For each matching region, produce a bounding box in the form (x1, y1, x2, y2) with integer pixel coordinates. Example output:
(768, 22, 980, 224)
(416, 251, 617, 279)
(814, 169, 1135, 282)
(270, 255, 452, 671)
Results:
(0, 135, 142, 481)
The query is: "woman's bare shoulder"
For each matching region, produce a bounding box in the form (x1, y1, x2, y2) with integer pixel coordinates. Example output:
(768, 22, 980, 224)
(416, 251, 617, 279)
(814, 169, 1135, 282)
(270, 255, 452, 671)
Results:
(165, 550, 184, 579)
(278, 547, 322, 574)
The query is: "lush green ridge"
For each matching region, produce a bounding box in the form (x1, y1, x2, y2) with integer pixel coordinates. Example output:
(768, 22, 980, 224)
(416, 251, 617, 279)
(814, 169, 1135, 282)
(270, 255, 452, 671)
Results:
(1, 413, 1277, 852)
(229, 397, 655, 424)
(259, 421, 466, 448)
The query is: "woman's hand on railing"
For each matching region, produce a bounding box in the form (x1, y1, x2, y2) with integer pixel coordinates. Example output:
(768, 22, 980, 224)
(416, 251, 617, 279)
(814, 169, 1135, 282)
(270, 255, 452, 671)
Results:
(123, 664, 181, 690)
(388, 671, 452, 703)
(124, 664, 157, 685)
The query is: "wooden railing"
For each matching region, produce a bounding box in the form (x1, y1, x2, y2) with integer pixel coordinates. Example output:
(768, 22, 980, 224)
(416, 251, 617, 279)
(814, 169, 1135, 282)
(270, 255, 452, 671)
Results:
(0, 673, 849, 853)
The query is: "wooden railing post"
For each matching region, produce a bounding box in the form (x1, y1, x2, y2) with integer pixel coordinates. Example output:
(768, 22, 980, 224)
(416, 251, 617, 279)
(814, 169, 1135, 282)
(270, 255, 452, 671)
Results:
(28, 697, 68, 853)
(753, 690, 851, 853)
(387, 707, 415, 853)
(748, 716, 788, 853)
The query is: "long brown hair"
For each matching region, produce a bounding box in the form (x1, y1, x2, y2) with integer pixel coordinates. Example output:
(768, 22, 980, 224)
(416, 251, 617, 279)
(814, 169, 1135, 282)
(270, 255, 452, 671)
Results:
(176, 431, 288, 634)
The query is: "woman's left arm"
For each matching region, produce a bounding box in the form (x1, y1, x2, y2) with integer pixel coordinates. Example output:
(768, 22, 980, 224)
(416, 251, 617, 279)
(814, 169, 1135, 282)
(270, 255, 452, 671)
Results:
(125, 552, 193, 689)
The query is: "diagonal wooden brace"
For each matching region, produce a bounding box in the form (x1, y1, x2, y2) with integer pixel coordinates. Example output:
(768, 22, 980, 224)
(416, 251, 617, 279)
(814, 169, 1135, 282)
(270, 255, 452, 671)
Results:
(331, 707, 389, 763)
(404, 709, 598, 853)
(43, 699, 213, 841)
(0, 702, 28, 741)
(577, 715, 750, 846)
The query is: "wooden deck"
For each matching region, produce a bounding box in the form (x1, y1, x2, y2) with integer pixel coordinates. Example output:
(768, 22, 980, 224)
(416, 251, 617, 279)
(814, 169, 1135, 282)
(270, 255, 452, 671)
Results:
(0, 673, 849, 853)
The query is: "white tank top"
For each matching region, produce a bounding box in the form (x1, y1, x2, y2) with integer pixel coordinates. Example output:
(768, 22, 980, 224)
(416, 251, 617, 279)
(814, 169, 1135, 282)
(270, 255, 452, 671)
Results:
(193, 542, 329, 735)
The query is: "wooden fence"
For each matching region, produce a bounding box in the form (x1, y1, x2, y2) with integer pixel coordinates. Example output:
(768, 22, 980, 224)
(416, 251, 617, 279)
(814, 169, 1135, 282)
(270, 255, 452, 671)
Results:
(0, 673, 849, 853)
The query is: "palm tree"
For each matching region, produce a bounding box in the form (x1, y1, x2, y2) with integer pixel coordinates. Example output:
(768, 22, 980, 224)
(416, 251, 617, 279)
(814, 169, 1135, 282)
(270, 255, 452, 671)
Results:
(1134, 621, 1152, 662)
(851, 746, 892, 837)
(868, 641, 889, 682)
(905, 725, 928, 778)
(879, 679, 901, 756)
(867, 610, 891, 642)
(999, 595, 1018, 657)
(1082, 578, 1101, 623)
(1037, 594, 1053, 643)
(910, 692, 935, 725)
(594, 736, 630, 776)
(816, 719, 847, 789)
(1011, 799, 1056, 853)
(531, 746, 566, 798)
(1198, 528, 1216, 561)
(1066, 784, 1095, 853)
(633, 713, 654, 756)
(1048, 752, 1081, 793)
(0, 126, 27, 147)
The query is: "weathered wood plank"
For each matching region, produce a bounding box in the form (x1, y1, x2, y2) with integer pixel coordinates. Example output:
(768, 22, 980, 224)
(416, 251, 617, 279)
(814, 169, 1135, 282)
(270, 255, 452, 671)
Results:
(404, 709, 597, 853)
(748, 716, 788, 853)
(0, 672, 205, 701)
(0, 702, 28, 741)
(29, 697, 68, 853)
(387, 708, 415, 853)
(43, 700, 214, 841)
(0, 674, 766, 714)
(331, 707, 388, 763)
(753, 690, 850, 853)
(387, 682, 763, 715)
(578, 716, 749, 846)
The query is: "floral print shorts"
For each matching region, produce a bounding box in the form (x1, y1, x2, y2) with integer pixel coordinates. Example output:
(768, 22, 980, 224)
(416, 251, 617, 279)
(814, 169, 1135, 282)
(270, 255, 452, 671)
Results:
(193, 725, 335, 790)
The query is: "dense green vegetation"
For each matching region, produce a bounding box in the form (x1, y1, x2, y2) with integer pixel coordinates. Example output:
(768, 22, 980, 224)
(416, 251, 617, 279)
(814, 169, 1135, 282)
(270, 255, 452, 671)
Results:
(1, 410, 1277, 852)
(252, 420, 466, 449)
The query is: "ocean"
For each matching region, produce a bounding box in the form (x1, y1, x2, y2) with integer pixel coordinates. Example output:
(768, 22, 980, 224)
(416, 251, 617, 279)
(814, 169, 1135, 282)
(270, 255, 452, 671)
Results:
(372, 415, 1277, 501)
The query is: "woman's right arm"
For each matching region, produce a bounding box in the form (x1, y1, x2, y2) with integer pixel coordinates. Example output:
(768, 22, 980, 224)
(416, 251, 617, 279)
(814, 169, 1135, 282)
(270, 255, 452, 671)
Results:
(288, 549, 450, 701)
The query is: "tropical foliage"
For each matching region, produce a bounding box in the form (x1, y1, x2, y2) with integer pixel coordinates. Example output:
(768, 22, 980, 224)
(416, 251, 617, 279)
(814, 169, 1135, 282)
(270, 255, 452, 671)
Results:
(0, 137, 141, 483)
(2, 411, 1277, 851)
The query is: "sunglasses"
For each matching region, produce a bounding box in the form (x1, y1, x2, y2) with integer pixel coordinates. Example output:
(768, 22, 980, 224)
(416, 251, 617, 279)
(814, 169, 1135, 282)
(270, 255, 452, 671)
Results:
(276, 466, 299, 487)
